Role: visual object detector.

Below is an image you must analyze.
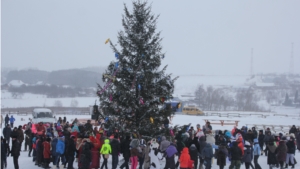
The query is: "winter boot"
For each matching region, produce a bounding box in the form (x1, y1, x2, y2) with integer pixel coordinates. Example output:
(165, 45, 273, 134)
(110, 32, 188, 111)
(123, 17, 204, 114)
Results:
(292, 164, 295, 168)
(285, 163, 288, 168)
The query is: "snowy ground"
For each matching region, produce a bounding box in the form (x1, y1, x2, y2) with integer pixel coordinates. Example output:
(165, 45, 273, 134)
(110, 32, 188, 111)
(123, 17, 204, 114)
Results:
(1, 91, 96, 108)
(1, 108, 300, 169)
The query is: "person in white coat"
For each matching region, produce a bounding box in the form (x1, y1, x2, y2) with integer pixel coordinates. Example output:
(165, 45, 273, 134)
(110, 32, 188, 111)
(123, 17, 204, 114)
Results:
(206, 131, 216, 146)
(149, 139, 163, 169)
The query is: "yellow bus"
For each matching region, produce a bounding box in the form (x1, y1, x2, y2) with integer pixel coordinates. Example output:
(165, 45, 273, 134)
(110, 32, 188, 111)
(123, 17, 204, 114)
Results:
(182, 106, 204, 116)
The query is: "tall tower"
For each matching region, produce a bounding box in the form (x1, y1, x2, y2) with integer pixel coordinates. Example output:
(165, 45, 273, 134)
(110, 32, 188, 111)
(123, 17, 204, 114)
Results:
(250, 48, 253, 76)
(289, 43, 294, 75)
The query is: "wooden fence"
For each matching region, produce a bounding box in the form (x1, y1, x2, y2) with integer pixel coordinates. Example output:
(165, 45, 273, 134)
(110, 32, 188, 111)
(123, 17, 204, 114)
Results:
(206, 112, 300, 118)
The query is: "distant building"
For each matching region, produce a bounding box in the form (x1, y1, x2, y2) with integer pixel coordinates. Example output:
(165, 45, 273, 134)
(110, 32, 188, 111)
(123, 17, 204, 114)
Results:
(253, 82, 276, 89)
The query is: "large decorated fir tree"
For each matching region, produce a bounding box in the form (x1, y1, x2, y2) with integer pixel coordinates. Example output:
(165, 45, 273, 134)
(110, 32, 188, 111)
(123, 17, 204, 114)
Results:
(96, 1, 178, 137)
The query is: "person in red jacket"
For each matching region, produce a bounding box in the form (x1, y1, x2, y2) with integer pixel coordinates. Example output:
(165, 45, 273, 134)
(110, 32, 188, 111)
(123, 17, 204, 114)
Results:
(35, 122, 46, 136)
(236, 135, 244, 156)
(179, 147, 191, 169)
(43, 138, 51, 169)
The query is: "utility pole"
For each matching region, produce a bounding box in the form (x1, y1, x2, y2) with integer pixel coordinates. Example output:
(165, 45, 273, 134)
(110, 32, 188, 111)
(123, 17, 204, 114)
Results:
(289, 43, 294, 75)
(250, 48, 253, 76)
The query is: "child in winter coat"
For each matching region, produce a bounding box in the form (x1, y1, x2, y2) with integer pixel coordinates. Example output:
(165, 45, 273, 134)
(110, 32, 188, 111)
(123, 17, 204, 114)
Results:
(100, 139, 112, 169)
(215, 143, 228, 169)
(130, 139, 140, 169)
(228, 141, 242, 169)
(266, 139, 278, 169)
(51, 137, 58, 167)
(80, 141, 92, 169)
(189, 144, 198, 169)
(138, 139, 146, 169)
(253, 138, 262, 169)
(258, 130, 265, 155)
(201, 143, 214, 169)
(43, 138, 51, 169)
(165, 143, 178, 169)
(242, 141, 253, 169)
(9, 115, 15, 127)
(275, 138, 287, 169)
(285, 137, 296, 168)
(180, 147, 191, 169)
(236, 134, 244, 156)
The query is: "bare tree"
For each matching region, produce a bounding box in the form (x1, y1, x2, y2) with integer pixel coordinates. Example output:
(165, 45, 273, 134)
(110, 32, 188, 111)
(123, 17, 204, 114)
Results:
(211, 89, 223, 111)
(194, 85, 207, 109)
(11, 92, 23, 99)
(236, 90, 246, 111)
(70, 99, 79, 107)
(54, 100, 63, 107)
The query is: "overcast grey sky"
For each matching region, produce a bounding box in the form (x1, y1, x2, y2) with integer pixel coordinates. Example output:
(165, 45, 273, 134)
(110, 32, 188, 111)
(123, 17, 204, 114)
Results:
(2, 0, 300, 76)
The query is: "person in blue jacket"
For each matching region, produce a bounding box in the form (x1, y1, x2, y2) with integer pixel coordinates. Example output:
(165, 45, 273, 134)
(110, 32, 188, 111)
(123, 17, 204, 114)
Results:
(253, 138, 262, 169)
(9, 115, 15, 128)
(54, 136, 66, 169)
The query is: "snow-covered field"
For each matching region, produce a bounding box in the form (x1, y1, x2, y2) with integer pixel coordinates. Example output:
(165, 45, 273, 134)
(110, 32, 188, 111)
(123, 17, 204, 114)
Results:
(1, 107, 300, 169)
(1, 91, 96, 108)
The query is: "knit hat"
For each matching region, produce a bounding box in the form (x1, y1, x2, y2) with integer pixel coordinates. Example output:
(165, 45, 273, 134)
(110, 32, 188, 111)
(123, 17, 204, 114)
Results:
(130, 139, 140, 148)
(190, 144, 196, 148)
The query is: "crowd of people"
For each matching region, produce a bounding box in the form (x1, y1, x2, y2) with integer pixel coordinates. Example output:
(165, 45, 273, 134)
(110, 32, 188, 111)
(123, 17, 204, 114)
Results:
(1, 116, 300, 169)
